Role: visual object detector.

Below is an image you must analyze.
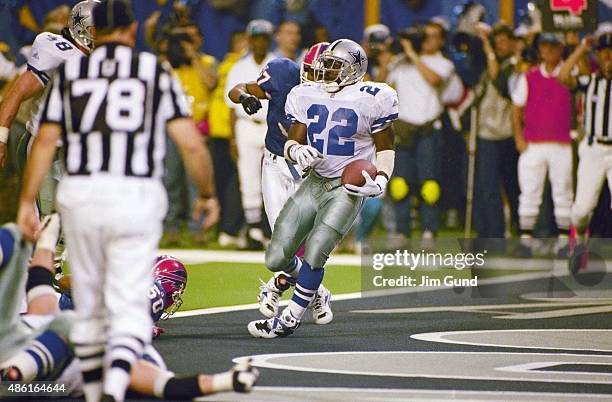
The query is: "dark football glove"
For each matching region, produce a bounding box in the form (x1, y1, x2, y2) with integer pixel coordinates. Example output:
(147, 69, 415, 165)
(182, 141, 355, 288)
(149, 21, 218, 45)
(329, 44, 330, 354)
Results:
(239, 94, 262, 115)
(232, 359, 259, 393)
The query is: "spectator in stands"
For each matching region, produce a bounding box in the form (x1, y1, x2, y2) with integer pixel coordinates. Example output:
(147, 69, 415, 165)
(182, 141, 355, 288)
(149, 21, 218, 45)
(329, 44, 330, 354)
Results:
(209, 31, 249, 248)
(163, 23, 219, 245)
(473, 23, 520, 241)
(511, 33, 573, 257)
(361, 24, 394, 81)
(272, 20, 302, 60)
(225, 20, 275, 250)
(380, 20, 456, 248)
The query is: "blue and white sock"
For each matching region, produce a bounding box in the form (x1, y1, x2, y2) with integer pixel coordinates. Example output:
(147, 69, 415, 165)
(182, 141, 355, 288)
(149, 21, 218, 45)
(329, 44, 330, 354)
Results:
(4, 330, 73, 382)
(287, 261, 324, 320)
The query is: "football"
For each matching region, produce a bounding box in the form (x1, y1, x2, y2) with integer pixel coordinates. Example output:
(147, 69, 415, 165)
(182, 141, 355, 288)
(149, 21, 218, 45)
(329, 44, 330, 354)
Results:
(341, 159, 377, 187)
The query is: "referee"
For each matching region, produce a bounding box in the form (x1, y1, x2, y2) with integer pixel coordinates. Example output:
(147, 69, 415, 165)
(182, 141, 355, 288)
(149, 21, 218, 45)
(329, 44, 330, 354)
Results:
(559, 32, 612, 271)
(16, 1, 218, 401)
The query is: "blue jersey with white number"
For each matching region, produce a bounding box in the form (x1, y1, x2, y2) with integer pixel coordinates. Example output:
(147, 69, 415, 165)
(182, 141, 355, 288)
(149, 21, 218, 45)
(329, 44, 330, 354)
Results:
(285, 81, 399, 178)
(257, 58, 301, 156)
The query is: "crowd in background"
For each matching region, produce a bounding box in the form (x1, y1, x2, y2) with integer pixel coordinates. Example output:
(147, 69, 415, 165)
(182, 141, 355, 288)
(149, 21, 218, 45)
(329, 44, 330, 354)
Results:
(0, 0, 611, 254)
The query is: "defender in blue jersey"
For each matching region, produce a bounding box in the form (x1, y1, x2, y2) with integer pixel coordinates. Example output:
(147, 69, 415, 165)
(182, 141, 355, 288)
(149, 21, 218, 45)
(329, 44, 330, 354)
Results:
(228, 43, 334, 325)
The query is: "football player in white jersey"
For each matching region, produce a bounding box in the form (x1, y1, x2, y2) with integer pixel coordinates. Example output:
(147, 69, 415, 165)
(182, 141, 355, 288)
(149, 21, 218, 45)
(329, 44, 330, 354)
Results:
(248, 39, 399, 338)
(0, 215, 259, 399)
(0, 1, 97, 215)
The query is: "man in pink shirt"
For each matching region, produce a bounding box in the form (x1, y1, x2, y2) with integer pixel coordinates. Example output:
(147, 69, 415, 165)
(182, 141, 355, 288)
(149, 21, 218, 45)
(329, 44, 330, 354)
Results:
(511, 33, 573, 257)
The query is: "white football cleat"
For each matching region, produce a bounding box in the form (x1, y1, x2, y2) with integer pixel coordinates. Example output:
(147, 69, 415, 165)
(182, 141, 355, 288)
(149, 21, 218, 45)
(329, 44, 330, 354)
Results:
(248, 308, 300, 339)
(257, 272, 293, 318)
(311, 285, 333, 324)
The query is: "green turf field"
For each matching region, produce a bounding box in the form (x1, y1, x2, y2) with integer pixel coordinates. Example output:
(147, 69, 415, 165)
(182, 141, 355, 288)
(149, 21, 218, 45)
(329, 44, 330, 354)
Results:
(178, 262, 541, 310)
(180, 263, 361, 310)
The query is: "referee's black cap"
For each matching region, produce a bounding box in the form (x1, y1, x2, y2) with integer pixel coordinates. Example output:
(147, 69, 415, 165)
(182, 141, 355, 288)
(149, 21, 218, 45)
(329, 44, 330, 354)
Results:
(93, 0, 135, 31)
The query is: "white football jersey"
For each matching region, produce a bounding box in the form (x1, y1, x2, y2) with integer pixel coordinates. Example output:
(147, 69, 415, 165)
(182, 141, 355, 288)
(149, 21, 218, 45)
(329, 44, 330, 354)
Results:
(26, 32, 83, 136)
(285, 81, 399, 178)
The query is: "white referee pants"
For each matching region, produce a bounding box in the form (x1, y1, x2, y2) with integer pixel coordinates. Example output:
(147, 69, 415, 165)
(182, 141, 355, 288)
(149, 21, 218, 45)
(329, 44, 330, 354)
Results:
(235, 118, 267, 224)
(262, 150, 303, 229)
(518, 142, 573, 231)
(57, 176, 166, 357)
(571, 140, 612, 230)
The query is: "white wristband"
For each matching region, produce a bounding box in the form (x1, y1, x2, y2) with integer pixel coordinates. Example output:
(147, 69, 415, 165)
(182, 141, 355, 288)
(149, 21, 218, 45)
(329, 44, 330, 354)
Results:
(284, 139, 299, 162)
(0, 126, 9, 144)
(211, 371, 233, 392)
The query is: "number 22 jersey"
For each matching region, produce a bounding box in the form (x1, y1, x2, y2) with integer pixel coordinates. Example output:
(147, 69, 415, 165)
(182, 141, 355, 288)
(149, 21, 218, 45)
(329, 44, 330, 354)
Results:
(26, 32, 84, 136)
(285, 81, 399, 178)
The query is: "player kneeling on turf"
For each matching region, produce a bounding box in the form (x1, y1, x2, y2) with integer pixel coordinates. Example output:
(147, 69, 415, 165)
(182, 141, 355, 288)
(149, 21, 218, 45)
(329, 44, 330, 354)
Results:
(0, 214, 259, 399)
(248, 39, 398, 338)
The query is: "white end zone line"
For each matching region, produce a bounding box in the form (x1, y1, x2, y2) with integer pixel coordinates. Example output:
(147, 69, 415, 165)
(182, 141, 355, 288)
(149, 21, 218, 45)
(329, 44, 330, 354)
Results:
(158, 249, 362, 266)
(171, 271, 553, 318)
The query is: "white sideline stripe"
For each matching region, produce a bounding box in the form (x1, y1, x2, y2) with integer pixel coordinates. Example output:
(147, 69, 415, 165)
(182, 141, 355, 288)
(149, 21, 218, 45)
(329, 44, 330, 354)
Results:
(171, 292, 362, 318)
(171, 271, 552, 318)
(158, 249, 362, 265)
(195, 386, 612, 402)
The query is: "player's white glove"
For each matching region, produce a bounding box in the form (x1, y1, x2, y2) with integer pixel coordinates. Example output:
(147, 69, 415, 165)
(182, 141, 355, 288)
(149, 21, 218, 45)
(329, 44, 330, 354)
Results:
(343, 171, 387, 198)
(289, 144, 323, 169)
(231, 360, 259, 393)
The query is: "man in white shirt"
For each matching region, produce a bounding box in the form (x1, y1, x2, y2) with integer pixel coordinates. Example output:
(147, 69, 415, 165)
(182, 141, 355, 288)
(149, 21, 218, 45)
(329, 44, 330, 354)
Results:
(225, 19, 275, 249)
(382, 20, 455, 247)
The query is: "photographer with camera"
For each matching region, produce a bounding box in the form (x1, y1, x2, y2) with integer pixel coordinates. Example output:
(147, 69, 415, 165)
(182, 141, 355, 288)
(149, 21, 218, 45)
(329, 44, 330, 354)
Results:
(383, 20, 455, 247)
(472, 22, 521, 241)
(362, 24, 395, 81)
(163, 23, 220, 245)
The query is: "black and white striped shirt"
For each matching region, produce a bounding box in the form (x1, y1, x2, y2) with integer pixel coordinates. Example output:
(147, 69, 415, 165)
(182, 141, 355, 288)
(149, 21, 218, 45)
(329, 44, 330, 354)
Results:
(40, 43, 190, 179)
(579, 73, 611, 144)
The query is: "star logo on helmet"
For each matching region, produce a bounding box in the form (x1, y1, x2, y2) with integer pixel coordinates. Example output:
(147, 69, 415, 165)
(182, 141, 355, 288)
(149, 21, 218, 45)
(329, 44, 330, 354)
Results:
(348, 49, 365, 67)
(72, 9, 86, 29)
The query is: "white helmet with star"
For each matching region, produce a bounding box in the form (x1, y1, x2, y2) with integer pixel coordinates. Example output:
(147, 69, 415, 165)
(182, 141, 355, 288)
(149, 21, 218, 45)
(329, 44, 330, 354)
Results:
(68, 0, 100, 52)
(313, 39, 368, 93)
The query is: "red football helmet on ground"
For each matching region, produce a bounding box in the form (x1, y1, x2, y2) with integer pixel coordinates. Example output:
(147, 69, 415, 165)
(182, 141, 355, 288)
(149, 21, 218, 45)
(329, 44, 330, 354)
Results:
(301, 42, 330, 82)
(153, 255, 187, 318)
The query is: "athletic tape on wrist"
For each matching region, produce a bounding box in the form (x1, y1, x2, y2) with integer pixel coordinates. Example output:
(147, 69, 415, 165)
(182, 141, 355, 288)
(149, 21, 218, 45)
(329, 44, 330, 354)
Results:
(284, 140, 299, 162)
(0, 127, 9, 144)
(211, 371, 233, 392)
(375, 150, 395, 179)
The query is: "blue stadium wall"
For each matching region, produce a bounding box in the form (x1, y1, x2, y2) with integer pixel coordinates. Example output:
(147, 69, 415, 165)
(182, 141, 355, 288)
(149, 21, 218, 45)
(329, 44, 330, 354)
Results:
(1, 0, 611, 62)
